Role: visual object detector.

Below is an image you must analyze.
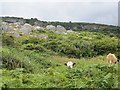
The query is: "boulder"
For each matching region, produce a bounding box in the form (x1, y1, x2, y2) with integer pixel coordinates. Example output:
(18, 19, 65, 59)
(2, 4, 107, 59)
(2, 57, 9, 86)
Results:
(1, 22, 14, 32)
(54, 31, 61, 34)
(34, 26, 42, 31)
(46, 25, 56, 30)
(13, 31, 20, 37)
(67, 30, 74, 33)
(1, 22, 8, 32)
(14, 22, 21, 28)
(39, 34, 47, 39)
(56, 25, 66, 32)
(19, 23, 32, 34)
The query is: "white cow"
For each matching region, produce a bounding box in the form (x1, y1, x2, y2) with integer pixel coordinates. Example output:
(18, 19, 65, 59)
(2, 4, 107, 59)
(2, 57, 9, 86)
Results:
(64, 61, 76, 68)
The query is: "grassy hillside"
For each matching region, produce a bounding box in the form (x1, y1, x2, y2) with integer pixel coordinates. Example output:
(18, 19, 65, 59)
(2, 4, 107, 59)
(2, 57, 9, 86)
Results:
(1, 18, 120, 88)
(1, 47, 119, 88)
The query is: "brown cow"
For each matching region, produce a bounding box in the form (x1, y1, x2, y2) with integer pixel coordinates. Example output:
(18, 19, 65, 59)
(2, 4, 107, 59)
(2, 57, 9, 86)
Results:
(106, 53, 118, 64)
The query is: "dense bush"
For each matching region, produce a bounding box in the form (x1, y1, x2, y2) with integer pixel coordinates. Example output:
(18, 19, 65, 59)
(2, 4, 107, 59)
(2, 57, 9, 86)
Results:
(2, 47, 57, 73)
(42, 31, 119, 58)
(2, 33, 16, 46)
(22, 43, 46, 52)
(93, 37, 119, 56)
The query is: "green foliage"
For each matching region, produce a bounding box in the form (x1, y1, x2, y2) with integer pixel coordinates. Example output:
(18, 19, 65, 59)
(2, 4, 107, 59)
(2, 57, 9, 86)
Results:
(2, 63, 119, 88)
(2, 30, 119, 58)
(22, 43, 46, 52)
(1, 46, 119, 88)
(2, 47, 56, 73)
(2, 33, 16, 46)
(93, 37, 119, 55)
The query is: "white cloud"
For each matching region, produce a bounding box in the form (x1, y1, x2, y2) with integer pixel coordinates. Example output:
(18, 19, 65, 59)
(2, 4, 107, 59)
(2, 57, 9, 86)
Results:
(0, 1, 118, 25)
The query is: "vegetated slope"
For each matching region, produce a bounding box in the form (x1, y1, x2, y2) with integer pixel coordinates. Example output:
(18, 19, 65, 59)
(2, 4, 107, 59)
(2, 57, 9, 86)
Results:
(2, 47, 119, 88)
(0, 17, 120, 88)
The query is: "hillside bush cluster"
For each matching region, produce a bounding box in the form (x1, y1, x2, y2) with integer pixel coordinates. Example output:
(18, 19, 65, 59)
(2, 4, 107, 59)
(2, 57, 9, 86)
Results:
(2, 31, 119, 58)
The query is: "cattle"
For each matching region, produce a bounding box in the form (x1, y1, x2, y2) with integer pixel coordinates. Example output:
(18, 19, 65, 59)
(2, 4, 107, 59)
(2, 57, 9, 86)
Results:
(64, 61, 76, 68)
(106, 53, 118, 64)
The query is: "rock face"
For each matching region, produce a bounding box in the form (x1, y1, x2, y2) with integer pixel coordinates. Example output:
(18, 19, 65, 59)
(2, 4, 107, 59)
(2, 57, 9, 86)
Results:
(19, 23, 32, 34)
(46, 25, 56, 30)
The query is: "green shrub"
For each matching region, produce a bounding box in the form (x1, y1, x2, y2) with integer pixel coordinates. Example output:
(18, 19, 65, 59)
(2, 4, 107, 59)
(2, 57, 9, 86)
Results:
(22, 43, 46, 52)
(2, 33, 16, 46)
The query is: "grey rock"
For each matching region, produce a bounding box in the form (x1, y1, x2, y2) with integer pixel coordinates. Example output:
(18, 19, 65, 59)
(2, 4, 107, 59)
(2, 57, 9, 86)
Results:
(34, 26, 42, 30)
(1, 22, 14, 32)
(39, 34, 47, 39)
(56, 25, 66, 31)
(67, 30, 74, 33)
(46, 25, 56, 30)
(14, 22, 21, 28)
(8, 26, 14, 31)
(4, 18, 17, 23)
(39, 34, 46, 37)
(19, 23, 32, 34)
(14, 32, 20, 37)
(54, 31, 61, 34)
(7, 31, 20, 37)
(0, 17, 2, 21)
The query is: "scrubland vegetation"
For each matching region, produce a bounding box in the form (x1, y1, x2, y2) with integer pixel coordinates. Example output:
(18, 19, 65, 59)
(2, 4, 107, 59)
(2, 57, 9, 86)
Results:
(0, 18, 120, 88)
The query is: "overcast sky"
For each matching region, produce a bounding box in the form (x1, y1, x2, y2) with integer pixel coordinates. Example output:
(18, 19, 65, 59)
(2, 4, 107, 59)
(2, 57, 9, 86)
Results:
(0, 0, 119, 26)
